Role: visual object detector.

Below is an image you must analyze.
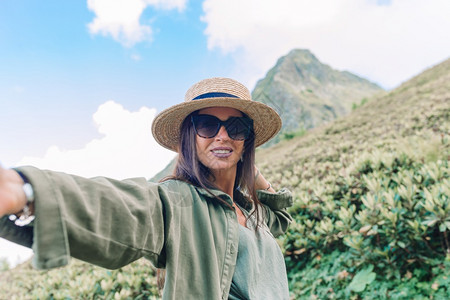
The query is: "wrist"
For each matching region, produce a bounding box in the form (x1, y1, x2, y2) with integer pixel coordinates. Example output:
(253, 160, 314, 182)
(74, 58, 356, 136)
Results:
(263, 182, 272, 191)
(254, 171, 272, 191)
(9, 170, 35, 226)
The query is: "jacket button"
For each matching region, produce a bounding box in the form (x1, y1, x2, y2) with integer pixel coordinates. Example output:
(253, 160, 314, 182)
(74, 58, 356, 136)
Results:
(230, 243, 236, 254)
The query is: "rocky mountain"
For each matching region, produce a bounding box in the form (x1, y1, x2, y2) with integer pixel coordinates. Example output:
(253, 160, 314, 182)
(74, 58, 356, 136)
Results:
(256, 57, 449, 189)
(252, 49, 384, 145)
(151, 49, 384, 180)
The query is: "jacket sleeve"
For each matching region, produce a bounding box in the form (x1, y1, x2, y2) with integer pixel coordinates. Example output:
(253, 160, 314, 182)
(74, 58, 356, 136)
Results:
(1, 166, 166, 270)
(257, 188, 293, 237)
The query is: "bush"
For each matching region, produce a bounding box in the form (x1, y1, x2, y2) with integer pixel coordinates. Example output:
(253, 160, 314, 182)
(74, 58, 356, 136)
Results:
(352, 98, 369, 110)
(0, 258, 160, 299)
(283, 149, 450, 298)
(282, 127, 307, 141)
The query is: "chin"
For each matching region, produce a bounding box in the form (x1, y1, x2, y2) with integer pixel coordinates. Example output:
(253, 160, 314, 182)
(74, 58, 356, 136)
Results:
(205, 159, 238, 172)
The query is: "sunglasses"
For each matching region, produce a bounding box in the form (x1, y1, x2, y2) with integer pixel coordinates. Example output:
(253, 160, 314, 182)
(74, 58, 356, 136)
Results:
(191, 114, 253, 141)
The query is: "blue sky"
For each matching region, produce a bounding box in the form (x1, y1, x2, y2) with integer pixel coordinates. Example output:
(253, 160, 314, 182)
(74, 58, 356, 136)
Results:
(1, 0, 233, 166)
(1, 0, 449, 267)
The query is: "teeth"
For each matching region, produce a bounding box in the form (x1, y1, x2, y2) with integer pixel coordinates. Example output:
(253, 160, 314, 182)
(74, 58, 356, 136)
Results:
(212, 149, 231, 154)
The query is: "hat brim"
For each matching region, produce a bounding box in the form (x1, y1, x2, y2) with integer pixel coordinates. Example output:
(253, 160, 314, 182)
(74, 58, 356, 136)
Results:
(151, 97, 282, 152)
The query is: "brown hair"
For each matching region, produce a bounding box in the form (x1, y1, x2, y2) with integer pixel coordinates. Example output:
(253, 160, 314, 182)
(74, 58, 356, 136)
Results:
(164, 111, 263, 221)
(157, 111, 264, 292)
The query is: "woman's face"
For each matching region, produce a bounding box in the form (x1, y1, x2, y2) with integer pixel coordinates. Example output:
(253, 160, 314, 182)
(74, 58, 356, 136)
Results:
(195, 107, 245, 175)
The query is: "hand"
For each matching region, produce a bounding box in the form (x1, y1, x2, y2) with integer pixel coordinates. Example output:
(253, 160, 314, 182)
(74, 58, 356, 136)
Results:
(0, 164, 27, 218)
(254, 166, 275, 193)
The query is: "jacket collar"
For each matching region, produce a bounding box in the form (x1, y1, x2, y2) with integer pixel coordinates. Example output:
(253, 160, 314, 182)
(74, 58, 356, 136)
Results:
(194, 185, 233, 204)
(194, 185, 253, 211)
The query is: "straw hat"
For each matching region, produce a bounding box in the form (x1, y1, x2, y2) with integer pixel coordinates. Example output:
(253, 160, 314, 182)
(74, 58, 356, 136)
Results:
(151, 77, 282, 152)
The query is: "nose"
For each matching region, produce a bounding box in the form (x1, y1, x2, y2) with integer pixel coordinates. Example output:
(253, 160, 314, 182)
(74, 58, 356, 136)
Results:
(215, 125, 230, 140)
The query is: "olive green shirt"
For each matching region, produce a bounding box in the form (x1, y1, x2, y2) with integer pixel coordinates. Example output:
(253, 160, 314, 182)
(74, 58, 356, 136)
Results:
(0, 166, 292, 300)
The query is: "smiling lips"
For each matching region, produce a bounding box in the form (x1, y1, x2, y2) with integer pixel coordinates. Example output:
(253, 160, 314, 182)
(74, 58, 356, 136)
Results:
(211, 147, 233, 158)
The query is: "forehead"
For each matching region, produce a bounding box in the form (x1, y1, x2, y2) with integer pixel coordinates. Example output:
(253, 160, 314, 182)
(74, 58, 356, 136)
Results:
(197, 107, 243, 120)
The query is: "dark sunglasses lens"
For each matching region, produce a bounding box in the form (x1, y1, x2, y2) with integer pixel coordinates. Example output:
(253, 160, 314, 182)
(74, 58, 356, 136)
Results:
(225, 118, 250, 140)
(193, 115, 252, 140)
(193, 115, 220, 138)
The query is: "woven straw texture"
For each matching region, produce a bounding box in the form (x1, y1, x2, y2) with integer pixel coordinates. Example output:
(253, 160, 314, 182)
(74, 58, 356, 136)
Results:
(152, 77, 281, 152)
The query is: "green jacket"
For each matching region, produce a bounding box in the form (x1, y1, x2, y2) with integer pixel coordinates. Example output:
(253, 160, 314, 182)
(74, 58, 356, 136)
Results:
(0, 166, 293, 300)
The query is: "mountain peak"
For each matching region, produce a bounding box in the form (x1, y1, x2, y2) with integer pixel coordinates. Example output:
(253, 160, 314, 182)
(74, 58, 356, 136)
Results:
(252, 49, 383, 145)
(284, 48, 317, 62)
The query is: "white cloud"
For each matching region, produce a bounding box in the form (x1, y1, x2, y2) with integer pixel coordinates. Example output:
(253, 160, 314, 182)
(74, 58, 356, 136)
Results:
(87, 0, 187, 47)
(18, 101, 176, 180)
(201, 0, 450, 89)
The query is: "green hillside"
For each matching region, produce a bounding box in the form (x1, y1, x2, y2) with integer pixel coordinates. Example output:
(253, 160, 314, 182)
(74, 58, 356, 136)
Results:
(257, 57, 449, 298)
(1, 57, 449, 299)
(150, 157, 176, 182)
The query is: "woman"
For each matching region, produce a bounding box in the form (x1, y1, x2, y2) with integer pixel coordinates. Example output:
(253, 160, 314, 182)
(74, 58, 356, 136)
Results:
(0, 77, 292, 299)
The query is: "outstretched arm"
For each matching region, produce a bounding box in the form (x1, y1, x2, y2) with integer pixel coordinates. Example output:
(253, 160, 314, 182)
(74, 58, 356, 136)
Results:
(1, 166, 166, 270)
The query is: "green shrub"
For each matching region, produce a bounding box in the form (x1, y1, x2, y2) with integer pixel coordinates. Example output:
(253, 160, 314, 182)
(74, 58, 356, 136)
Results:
(282, 127, 307, 141)
(352, 98, 369, 110)
(0, 258, 160, 299)
(283, 149, 450, 299)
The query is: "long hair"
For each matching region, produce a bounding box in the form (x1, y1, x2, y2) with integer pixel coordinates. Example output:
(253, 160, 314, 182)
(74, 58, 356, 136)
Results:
(163, 111, 263, 222)
(157, 111, 264, 292)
